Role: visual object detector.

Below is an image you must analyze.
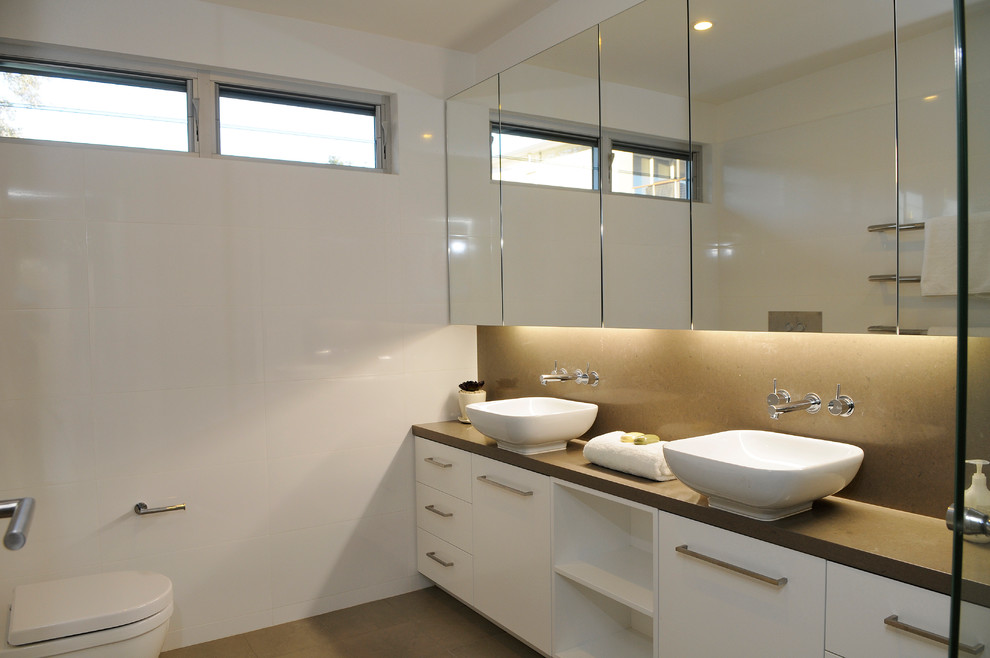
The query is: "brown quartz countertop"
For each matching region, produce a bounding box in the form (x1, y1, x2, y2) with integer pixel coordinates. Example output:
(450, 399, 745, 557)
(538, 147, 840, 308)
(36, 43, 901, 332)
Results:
(412, 421, 990, 608)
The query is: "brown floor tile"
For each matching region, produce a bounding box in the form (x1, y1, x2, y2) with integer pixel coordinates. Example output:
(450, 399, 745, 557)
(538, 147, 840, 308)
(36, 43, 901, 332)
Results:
(161, 587, 541, 658)
(162, 634, 258, 657)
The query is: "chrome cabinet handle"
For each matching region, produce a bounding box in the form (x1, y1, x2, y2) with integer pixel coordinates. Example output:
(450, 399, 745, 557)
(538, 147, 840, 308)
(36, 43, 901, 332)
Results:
(426, 551, 453, 567)
(424, 457, 452, 469)
(884, 615, 984, 655)
(476, 475, 533, 497)
(675, 544, 787, 588)
(425, 504, 453, 518)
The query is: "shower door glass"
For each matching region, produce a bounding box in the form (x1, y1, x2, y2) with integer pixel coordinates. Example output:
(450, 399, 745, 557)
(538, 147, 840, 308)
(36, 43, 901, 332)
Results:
(954, 0, 990, 652)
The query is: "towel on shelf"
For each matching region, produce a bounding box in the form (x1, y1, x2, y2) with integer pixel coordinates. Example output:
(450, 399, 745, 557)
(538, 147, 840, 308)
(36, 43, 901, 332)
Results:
(921, 213, 990, 296)
(583, 431, 675, 482)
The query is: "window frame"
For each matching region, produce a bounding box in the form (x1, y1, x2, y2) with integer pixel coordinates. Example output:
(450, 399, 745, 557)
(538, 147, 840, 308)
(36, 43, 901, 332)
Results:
(0, 41, 394, 173)
(493, 120, 601, 191)
(489, 112, 698, 200)
(604, 135, 696, 201)
(213, 80, 389, 171)
(0, 54, 196, 152)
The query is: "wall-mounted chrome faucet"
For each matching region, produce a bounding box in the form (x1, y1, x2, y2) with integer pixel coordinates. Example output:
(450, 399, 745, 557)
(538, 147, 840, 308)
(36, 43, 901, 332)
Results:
(540, 361, 599, 387)
(767, 379, 820, 419)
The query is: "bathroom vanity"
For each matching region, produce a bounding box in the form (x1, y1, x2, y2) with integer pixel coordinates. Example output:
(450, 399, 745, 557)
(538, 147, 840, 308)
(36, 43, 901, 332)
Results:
(413, 422, 990, 658)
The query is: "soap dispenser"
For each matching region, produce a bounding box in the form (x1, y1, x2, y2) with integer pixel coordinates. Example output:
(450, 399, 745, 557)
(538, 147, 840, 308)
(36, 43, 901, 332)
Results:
(964, 459, 990, 544)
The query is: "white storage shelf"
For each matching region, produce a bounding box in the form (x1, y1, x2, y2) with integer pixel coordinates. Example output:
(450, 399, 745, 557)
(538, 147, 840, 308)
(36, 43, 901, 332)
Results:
(554, 545, 653, 615)
(555, 627, 652, 658)
(552, 480, 657, 658)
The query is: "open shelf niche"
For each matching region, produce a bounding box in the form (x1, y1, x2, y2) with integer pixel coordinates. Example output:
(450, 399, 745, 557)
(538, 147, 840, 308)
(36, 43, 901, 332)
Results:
(552, 480, 657, 658)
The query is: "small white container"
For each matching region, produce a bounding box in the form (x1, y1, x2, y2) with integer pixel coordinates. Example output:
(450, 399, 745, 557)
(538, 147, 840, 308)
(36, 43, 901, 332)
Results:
(457, 389, 486, 423)
(964, 459, 990, 544)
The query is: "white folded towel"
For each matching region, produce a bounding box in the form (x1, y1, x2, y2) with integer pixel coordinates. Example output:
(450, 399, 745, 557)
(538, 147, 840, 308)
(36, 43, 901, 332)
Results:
(583, 431, 675, 482)
(921, 213, 990, 296)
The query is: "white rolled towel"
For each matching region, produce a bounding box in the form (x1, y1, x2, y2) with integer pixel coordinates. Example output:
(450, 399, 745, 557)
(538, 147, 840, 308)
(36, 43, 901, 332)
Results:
(582, 431, 675, 482)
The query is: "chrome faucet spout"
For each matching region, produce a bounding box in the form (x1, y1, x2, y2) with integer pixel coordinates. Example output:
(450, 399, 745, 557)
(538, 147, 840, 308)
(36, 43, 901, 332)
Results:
(768, 393, 821, 419)
(540, 370, 577, 385)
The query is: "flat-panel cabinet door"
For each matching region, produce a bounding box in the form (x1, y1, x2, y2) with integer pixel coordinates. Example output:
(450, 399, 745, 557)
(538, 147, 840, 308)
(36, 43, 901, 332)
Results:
(471, 454, 552, 654)
(657, 511, 826, 657)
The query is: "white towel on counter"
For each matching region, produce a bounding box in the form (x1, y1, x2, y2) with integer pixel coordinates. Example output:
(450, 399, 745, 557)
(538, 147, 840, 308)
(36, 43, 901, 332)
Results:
(583, 431, 675, 482)
(921, 213, 990, 296)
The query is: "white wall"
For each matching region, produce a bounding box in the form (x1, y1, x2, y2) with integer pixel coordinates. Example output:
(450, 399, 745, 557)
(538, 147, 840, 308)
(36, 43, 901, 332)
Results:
(0, 0, 477, 650)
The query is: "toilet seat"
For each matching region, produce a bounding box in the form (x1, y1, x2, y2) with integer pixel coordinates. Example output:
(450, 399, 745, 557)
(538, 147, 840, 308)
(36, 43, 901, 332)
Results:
(5, 571, 172, 653)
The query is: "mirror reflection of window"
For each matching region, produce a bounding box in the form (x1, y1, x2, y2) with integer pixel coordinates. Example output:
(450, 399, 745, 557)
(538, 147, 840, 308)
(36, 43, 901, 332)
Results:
(491, 125, 599, 190)
(611, 146, 691, 199)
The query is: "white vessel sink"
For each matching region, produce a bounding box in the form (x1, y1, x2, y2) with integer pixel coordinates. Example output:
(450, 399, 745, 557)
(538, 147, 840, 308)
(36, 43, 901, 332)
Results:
(662, 430, 864, 521)
(465, 397, 598, 455)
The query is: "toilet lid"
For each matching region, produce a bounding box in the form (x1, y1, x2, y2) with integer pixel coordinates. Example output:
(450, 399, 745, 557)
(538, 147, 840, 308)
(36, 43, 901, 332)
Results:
(8, 571, 172, 646)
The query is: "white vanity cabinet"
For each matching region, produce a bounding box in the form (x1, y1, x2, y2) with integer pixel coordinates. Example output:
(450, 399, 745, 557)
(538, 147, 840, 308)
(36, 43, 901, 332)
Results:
(414, 437, 475, 604)
(471, 453, 552, 655)
(553, 481, 657, 658)
(656, 511, 827, 657)
(825, 562, 990, 657)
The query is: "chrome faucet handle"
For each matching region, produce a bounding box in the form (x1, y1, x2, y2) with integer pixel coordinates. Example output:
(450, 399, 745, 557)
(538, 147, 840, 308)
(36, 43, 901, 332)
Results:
(766, 378, 791, 406)
(827, 384, 855, 417)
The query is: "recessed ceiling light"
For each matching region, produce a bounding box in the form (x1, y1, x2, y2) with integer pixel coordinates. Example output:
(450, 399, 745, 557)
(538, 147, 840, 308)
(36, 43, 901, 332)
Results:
(923, 95, 939, 102)
(694, 20, 714, 31)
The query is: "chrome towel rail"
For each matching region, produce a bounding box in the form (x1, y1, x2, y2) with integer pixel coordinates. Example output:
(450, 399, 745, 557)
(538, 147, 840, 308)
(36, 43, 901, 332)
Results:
(868, 274, 921, 283)
(867, 326, 928, 335)
(134, 502, 186, 516)
(1, 497, 34, 550)
(867, 221, 926, 232)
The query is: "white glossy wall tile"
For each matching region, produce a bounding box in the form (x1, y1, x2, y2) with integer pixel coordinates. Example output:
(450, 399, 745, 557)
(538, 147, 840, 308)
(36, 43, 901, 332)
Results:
(0, 1, 475, 650)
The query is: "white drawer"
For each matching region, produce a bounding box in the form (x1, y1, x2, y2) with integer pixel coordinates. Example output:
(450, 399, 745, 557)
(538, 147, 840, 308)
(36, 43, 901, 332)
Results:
(417, 528, 473, 605)
(416, 482, 473, 553)
(826, 562, 990, 658)
(414, 436, 472, 502)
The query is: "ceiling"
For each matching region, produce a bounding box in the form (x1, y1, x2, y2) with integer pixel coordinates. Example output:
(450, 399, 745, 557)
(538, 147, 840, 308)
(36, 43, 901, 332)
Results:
(200, 0, 559, 53)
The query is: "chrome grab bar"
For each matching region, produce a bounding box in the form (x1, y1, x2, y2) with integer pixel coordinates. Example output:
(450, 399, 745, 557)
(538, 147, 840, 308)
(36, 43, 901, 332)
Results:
(476, 475, 533, 497)
(884, 615, 984, 655)
(134, 502, 186, 516)
(675, 544, 787, 588)
(867, 222, 926, 232)
(868, 274, 921, 283)
(1, 498, 35, 551)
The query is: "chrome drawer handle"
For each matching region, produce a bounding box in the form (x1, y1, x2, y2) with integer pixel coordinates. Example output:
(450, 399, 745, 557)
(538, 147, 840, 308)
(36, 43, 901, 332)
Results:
(426, 551, 453, 567)
(425, 504, 453, 518)
(675, 544, 787, 588)
(884, 615, 984, 655)
(424, 457, 452, 469)
(476, 475, 533, 497)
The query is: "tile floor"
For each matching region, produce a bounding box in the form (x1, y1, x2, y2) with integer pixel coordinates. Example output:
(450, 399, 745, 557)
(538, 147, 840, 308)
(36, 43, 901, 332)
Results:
(161, 587, 543, 657)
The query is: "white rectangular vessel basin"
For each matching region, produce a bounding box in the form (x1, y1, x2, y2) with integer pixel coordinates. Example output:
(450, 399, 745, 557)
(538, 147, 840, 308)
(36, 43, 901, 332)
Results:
(465, 397, 598, 455)
(662, 430, 864, 521)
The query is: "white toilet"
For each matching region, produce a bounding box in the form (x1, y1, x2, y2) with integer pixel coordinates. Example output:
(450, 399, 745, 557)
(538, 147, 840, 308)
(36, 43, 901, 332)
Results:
(1, 571, 173, 658)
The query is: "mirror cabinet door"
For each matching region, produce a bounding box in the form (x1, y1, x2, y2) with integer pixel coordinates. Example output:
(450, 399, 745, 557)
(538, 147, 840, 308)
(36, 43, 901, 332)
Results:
(895, 0, 989, 334)
(689, 0, 898, 333)
(600, 0, 692, 329)
(448, 77, 502, 325)
(497, 26, 603, 327)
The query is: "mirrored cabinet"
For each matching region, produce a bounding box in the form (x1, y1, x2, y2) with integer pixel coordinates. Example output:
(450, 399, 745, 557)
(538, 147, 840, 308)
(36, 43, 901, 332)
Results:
(447, 0, 985, 334)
